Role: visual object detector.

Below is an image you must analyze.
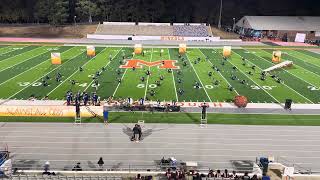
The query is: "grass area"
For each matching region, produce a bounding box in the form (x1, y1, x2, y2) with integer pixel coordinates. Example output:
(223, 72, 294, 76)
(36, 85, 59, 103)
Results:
(1, 113, 320, 126)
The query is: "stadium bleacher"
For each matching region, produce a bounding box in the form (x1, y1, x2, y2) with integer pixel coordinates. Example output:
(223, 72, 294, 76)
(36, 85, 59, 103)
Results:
(94, 23, 212, 37)
(173, 25, 210, 37)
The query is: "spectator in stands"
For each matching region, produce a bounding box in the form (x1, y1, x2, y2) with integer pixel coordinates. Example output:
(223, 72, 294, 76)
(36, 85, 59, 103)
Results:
(230, 170, 239, 179)
(251, 174, 259, 180)
(97, 157, 104, 170)
(262, 173, 270, 180)
(223, 169, 230, 178)
(165, 168, 171, 179)
(207, 169, 214, 178)
(242, 172, 250, 180)
(136, 173, 142, 179)
(215, 169, 222, 178)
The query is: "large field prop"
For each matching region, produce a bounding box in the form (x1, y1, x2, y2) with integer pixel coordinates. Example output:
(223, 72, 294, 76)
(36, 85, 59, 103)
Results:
(87, 46, 96, 57)
(272, 51, 282, 63)
(234, 95, 248, 108)
(223, 46, 232, 58)
(134, 44, 143, 54)
(179, 44, 187, 54)
(51, 52, 61, 65)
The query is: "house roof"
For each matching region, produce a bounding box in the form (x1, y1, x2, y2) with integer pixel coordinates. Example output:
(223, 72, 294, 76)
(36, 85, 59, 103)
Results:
(236, 16, 320, 31)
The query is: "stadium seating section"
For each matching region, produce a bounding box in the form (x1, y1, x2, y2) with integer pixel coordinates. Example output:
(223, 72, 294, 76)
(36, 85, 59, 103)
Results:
(95, 23, 212, 37)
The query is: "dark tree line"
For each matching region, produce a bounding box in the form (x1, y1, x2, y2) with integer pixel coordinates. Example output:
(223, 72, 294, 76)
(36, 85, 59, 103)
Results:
(0, 0, 319, 26)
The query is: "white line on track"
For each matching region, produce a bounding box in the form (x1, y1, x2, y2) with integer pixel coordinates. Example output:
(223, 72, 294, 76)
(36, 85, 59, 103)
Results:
(233, 50, 314, 104)
(6, 48, 84, 99)
(0, 47, 77, 87)
(9, 146, 320, 153)
(0, 46, 47, 73)
(167, 49, 179, 102)
(47, 47, 109, 96)
(198, 49, 240, 96)
(185, 51, 212, 102)
(3, 135, 320, 141)
(143, 48, 153, 100)
(5, 140, 320, 147)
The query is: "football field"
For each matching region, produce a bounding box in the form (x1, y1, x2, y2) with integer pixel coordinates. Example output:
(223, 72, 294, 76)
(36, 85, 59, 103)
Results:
(0, 45, 320, 104)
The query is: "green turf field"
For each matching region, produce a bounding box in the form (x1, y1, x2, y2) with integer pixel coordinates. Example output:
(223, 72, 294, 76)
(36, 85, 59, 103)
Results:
(0, 45, 319, 104)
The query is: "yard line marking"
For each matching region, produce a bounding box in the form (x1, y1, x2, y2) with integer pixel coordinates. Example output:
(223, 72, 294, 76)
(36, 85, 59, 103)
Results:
(112, 69, 128, 96)
(225, 52, 280, 103)
(168, 49, 179, 102)
(0, 45, 29, 56)
(143, 48, 153, 100)
(185, 52, 212, 102)
(81, 48, 122, 94)
(287, 50, 320, 69)
(0, 47, 77, 87)
(0, 46, 48, 73)
(258, 49, 319, 88)
(7, 48, 84, 99)
(198, 49, 240, 95)
(233, 51, 314, 104)
(47, 48, 109, 96)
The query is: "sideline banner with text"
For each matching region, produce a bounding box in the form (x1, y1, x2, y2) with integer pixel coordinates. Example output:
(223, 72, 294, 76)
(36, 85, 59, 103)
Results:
(0, 105, 103, 117)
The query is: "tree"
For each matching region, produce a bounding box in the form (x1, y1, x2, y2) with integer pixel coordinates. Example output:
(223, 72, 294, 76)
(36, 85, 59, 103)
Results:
(34, 0, 69, 25)
(76, 0, 98, 23)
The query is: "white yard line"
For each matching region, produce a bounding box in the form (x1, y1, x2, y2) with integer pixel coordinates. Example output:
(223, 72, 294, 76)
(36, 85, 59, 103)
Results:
(112, 69, 128, 96)
(258, 49, 319, 88)
(143, 48, 153, 100)
(167, 49, 179, 102)
(233, 51, 314, 104)
(46, 48, 109, 96)
(7, 49, 84, 99)
(198, 49, 240, 96)
(0, 46, 47, 73)
(0, 45, 29, 56)
(288, 50, 320, 69)
(185, 52, 212, 102)
(0, 47, 76, 87)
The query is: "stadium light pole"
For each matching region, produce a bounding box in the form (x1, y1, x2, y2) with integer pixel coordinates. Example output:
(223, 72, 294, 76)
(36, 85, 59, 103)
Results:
(218, 0, 223, 29)
(74, 16, 77, 26)
(232, 17, 236, 32)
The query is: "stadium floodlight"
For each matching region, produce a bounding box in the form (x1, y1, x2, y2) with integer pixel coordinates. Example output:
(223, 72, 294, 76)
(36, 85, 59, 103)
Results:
(74, 16, 77, 26)
(233, 18, 236, 32)
(218, 0, 223, 29)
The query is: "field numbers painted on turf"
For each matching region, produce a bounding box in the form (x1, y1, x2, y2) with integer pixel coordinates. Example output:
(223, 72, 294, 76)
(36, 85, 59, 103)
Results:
(193, 85, 216, 89)
(308, 86, 319, 91)
(251, 85, 276, 91)
(149, 84, 157, 89)
(31, 82, 42, 87)
(18, 82, 30, 87)
(137, 84, 158, 89)
(78, 83, 100, 88)
(18, 82, 42, 87)
(205, 85, 214, 89)
(78, 83, 87, 87)
(137, 84, 145, 88)
(88, 74, 95, 78)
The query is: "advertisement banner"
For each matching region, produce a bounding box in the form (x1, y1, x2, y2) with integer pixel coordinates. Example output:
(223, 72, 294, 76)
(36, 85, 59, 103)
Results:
(0, 105, 103, 117)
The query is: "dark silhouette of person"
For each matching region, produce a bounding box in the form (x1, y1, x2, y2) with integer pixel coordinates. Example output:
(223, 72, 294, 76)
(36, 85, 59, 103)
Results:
(97, 157, 104, 170)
